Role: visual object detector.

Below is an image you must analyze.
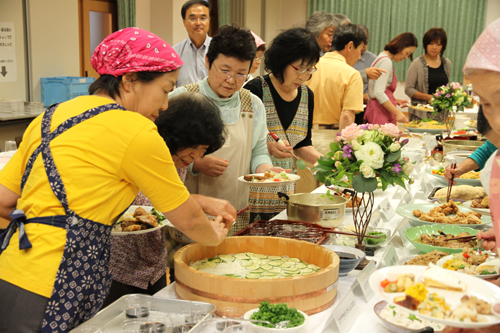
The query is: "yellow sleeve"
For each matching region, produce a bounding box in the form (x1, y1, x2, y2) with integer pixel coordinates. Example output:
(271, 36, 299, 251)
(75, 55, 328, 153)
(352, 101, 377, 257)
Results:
(120, 123, 190, 212)
(342, 72, 364, 114)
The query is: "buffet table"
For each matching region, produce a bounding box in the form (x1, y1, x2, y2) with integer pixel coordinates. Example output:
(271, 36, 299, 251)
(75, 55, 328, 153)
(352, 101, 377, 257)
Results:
(409, 105, 479, 122)
(155, 159, 448, 332)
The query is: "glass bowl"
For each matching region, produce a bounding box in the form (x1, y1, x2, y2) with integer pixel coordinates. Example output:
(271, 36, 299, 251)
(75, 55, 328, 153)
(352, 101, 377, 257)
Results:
(362, 228, 391, 247)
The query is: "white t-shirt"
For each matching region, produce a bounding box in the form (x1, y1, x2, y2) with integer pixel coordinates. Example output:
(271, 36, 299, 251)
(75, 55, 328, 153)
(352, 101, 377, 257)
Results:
(481, 149, 497, 195)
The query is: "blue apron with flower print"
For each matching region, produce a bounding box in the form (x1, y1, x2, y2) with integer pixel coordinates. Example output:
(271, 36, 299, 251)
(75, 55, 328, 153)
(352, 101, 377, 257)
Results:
(0, 102, 131, 332)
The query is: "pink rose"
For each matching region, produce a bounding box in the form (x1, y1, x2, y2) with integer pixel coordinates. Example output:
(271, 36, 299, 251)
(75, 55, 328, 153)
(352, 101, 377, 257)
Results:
(372, 124, 380, 130)
(340, 123, 361, 141)
(379, 123, 400, 137)
(368, 124, 373, 130)
(334, 161, 340, 168)
(452, 82, 461, 89)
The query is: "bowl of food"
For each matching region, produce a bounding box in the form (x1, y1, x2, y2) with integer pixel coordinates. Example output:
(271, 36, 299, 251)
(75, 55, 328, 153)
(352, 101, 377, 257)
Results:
(363, 228, 391, 248)
(329, 227, 358, 247)
(374, 300, 444, 332)
(243, 301, 309, 333)
(321, 244, 365, 276)
(405, 225, 479, 254)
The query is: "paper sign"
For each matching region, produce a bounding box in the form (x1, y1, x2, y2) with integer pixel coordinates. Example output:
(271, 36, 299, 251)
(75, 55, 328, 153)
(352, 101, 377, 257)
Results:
(379, 198, 395, 222)
(397, 219, 412, 246)
(0, 22, 17, 83)
(402, 191, 413, 205)
(351, 260, 376, 302)
(369, 210, 382, 227)
(329, 289, 359, 332)
(381, 243, 399, 268)
(391, 187, 404, 200)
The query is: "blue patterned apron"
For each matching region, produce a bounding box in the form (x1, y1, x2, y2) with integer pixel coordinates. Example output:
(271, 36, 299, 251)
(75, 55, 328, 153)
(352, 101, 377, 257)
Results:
(0, 102, 131, 332)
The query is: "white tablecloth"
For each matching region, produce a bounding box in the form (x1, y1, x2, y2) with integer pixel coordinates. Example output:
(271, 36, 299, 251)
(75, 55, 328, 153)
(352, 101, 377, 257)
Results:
(155, 162, 442, 332)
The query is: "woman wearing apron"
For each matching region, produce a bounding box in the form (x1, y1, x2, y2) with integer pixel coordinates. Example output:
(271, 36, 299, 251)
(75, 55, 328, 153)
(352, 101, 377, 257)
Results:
(0, 28, 234, 332)
(245, 28, 322, 220)
(364, 32, 417, 125)
(169, 25, 286, 233)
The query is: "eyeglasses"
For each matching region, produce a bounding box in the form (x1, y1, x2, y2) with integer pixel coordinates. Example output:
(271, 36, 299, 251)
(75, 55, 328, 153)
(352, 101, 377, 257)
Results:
(213, 63, 248, 82)
(187, 17, 208, 23)
(290, 63, 317, 75)
(254, 56, 262, 61)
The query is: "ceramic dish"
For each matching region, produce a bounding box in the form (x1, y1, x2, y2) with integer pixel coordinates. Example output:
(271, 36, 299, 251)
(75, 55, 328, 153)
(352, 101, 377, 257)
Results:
(322, 245, 365, 276)
(435, 253, 500, 280)
(369, 265, 500, 328)
(238, 173, 300, 186)
(243, 308, 309, 333)
(463, 201, 491, 216)
(112, 205, 172, 235)
(465, 120, 477, 128)
(374, 300, 444, 332)
(400, 125, 445, 134)
(399, 255, 419, 265)
(405, 225, 479, 254)
(425, 167, 482, 186)
(396, 203, 492, 230)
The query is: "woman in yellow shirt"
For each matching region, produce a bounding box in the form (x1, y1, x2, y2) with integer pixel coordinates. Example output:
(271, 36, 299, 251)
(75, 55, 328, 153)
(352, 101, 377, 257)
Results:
(0, 28, 235, 332)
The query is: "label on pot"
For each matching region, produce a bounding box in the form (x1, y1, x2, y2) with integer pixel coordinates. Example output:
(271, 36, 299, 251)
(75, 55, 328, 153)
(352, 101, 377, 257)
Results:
(319, 208, 341, 220)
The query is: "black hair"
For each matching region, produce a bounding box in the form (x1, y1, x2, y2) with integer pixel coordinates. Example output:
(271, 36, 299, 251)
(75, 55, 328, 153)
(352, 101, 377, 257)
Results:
(477, 105, 492, 135)
(155, 92, 225, 156)
(181, 0, 210, 20)
(358, 25, 369, 39)
(384, 32, 418, 61)
(206, 24, 256, 70)
(264, 28, 320, 84)
(88, 72, 166, 99)
(423, 28, 447, 56)
(331, 24, 367, 51)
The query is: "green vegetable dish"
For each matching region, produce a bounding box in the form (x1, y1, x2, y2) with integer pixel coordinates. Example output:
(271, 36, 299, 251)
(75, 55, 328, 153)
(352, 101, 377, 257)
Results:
(365, 231, 387, 245)
(188, 252, 322, 279)
(250, 301, 305, 328)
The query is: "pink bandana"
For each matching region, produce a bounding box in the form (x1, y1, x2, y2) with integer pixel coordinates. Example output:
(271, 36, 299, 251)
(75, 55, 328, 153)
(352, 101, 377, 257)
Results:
(91, 27, 183, 77)
(250, 31, 266, 49)
(463, 18, 500, 75)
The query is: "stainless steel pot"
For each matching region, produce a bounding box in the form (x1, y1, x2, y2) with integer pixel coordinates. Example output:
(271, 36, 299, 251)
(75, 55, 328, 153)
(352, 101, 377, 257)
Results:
(442, 140, 485, 156)
(278, 192, 349, 228)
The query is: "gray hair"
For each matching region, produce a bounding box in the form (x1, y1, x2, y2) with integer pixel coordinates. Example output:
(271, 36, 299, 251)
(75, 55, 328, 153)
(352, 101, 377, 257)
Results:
(333, 14, 351, 25)
(306, 11, 341, 38)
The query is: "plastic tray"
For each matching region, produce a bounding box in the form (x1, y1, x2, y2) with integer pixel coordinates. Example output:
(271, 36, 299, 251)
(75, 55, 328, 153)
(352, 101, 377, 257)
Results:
(73, 294, 215, 332)
(41, 76, 95, 107)
(233, 219, 333, 245)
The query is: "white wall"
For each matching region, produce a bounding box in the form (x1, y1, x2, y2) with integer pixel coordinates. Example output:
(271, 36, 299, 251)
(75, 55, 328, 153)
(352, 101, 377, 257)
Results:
(136, 0, 151, 31)
(486, 0, 500, 26)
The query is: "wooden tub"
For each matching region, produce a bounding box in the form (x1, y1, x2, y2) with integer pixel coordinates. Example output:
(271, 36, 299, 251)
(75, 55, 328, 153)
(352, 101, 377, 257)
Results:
(174, 236, 339, 315)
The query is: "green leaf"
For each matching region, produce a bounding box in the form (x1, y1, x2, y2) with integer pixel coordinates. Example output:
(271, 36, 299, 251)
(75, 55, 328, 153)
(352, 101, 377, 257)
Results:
(296, 159, 306, 170)
(352, 174, 378, 193)
(329, 142, 341, 153)
(385, 150, 401, 163)
(408, 314, 421, 322)
(335, 170, 345, 181)
(393, 177, 407, 191)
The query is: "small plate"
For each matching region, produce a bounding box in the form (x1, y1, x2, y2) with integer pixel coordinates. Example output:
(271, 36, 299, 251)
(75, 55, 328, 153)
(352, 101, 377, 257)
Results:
(463, 201, 491, 216)
(112, 205, 172, 235)
(238, 173, 300, 186)
(435, 253, 500, 280)
(425, 167, 482, 186)
(396, 203, 492, 230)
(374, 300, 444, 332)
(369, 265, 500, 328)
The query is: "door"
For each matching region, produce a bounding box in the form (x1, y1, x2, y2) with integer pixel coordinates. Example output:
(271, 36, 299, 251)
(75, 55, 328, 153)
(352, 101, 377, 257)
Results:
(79, 0, 118, 78)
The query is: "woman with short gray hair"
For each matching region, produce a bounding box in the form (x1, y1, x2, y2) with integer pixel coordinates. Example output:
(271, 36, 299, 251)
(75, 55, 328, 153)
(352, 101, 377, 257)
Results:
(306, 11, 341, 54)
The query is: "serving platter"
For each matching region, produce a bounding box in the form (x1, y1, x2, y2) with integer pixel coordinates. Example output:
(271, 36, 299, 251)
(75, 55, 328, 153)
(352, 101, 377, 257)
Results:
(425, 167, 482, 186)
(400, 125, 445, 134)
(238, 173, 300, 186)
(463, 201, 491, 216)
(435, 253, 500, 280)
(112, 205, 172, 235)
(396, 203, 492, 230)
(404, 225, 479, 254)
(369, 265, 500, 328)
(373, 300, 444, 332)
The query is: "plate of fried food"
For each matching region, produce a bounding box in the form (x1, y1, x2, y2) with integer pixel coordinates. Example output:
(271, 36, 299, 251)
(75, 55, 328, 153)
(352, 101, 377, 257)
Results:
(401, 250, 449, 266)
(405, 225, 480, 254)
(426, 167, 482, 186)
(396, 201, 492, 230)
(463, 196, 490, 216)
(112, 205, 172, 235)
(401, 119, 447, 134)
(435, 247, 500, 280)
(369, 265, 500, 328)
(238, 171, 300, 185)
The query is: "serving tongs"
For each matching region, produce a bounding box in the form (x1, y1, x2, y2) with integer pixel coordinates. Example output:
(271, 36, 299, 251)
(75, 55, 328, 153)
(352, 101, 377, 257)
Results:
(442, 235, 477, 242)
(446, 163, 457, 202)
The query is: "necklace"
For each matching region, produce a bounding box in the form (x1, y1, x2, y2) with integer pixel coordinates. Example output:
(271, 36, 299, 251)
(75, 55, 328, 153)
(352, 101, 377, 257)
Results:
(424, 54, 441, 68)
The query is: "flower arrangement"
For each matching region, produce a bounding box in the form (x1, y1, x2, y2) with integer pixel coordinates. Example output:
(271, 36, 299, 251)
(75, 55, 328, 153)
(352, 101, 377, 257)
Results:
(314, 123, 413, 193)
(431, 82, 473, 115)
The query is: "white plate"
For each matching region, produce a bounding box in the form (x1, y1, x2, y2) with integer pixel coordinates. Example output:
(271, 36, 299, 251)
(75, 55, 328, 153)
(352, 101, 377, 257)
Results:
(400, 125, 445, 134)
(243, 308, 309, 333)
(463, 201, 491, 216)
(369, 265, 500, 328)
(395, 203, 492, 230)
(465, 121, 477, 128)
(399, 255, 419, 265)
(425, 167, 482, 186)
(435, 253, 500, 280)
(112, 205, 172, 235)
(238, 173, 300, 186)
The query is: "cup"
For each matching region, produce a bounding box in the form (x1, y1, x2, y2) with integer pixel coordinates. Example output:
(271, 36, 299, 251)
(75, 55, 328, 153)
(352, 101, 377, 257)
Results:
(122, 315, 172, 333)
(71, 325, 104, 333)
(222, 323, 262, 333)
(181, 303, 208, 325)
(4, 141, 16, 152)
(124, 294, 153, 318)
(215, 306, 245, 319)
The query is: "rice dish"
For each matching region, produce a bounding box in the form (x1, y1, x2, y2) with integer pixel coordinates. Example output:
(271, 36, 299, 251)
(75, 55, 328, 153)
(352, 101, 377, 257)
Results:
(379, 304, 443, 331)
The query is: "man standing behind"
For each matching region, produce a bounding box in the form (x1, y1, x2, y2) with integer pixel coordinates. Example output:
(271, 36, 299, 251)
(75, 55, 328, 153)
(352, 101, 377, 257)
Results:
(305, 11, 341, 56)
(174, 0, 211, 87)
(306, 24, 366, 154)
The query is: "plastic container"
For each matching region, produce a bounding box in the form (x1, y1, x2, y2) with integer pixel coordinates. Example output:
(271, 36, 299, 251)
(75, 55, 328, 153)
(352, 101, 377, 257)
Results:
(41, 76, 95, 107)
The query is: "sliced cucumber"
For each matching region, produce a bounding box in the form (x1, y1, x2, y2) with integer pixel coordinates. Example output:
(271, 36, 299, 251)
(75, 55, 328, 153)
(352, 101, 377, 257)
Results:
(234, 253, 249, 260)
(219, 255, 235, 262)
(283, 267, 298, 272)
(200, 259, 209, 263)
(240, 261, 253, 267)
(268, 255, 282, 260)
(203, 262, 217, 268)
(209, 258, 222, 263)
(259, 276, 273, 279)
(261, 264, 273, 270)
(246, 252, 258, 258)
(261, 272, 276, 276)
(308, 264, 322, 271)
(247, 264, 261, 270)
(300, 269, 314, 275)
(255, 254, 268, 259)
(268, 267, 281, 274)
(295, 263, 307, 269)
(281, 261, 294, 268)
(288, 258, 300, 263)
(268, 261, 283, 267)
(245, 273, 261, 279)
(252, 268, 265, 273)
